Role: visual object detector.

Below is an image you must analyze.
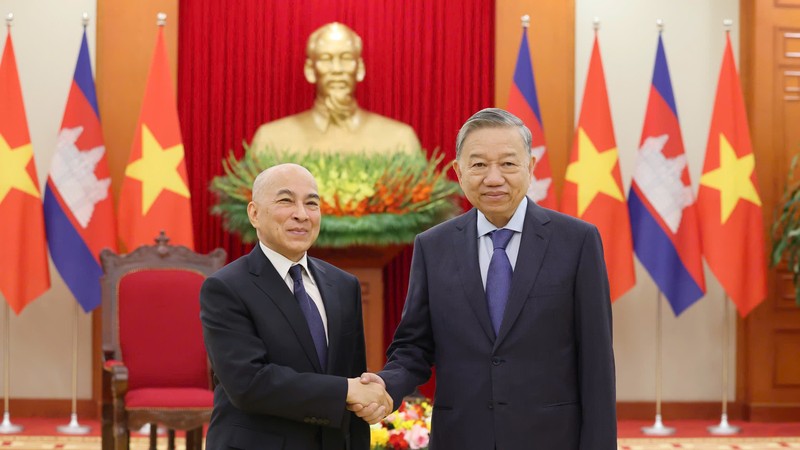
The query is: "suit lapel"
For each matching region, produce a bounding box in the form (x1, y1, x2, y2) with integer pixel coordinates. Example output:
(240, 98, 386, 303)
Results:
(495, 200, 551, 349)
(308, 258, 339, 375)
(453, 210, 496, 343)
(247, 247, 323, 373)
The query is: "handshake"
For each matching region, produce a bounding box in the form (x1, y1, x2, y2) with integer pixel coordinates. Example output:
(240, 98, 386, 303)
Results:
(345, 372, 392, 424)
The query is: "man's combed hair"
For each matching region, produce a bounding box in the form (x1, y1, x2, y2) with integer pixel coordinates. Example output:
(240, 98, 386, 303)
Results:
(455, 108, 533, 159)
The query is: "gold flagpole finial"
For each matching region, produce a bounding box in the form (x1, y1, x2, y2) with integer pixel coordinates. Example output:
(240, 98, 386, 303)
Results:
(157, 12, 167, 27)
(521, 15, 530, 29)
(593, 17, 600, 31)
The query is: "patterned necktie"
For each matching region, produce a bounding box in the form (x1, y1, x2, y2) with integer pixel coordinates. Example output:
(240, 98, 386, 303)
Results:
(289, 265, 327, 371)
(486, 228, 514, 335)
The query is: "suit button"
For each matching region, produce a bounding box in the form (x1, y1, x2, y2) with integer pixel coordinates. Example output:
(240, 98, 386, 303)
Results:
(487, 402, 494, 410)
(492, 357, 501, 366)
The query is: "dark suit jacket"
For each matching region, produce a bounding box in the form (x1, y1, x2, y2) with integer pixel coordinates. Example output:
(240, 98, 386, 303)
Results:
(380, 199, 617, 450)
(200, 246, 370, 450)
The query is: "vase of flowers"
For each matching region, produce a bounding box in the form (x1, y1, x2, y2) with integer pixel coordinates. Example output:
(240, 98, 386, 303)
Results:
(370, 397, 432, 450)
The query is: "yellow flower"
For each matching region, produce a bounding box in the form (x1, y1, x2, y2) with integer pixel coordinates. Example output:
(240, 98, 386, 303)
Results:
(370, 425, 389, 447)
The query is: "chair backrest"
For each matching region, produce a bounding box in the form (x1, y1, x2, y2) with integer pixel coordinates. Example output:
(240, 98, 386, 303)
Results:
(100, 232, 226, 391)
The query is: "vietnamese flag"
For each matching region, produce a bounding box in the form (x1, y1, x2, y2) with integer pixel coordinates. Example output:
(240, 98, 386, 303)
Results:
(561, 33, 635, 301)
(118, 26, 194, 251)
(0, 32, 51, 314)
(697, 33, 766, 317)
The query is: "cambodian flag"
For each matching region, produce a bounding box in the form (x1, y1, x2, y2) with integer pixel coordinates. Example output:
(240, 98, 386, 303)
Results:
(506, 22, 556, 209)
(43, 30, 116, 312)
(628, 35, 705, 315)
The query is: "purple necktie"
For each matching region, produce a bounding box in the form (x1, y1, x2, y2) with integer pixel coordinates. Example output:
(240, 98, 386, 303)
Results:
(289, 265, 327, 371)
(486, 228, 514, 335)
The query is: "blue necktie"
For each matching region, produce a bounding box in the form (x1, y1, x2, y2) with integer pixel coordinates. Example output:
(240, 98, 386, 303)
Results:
(289, 265, 327, 371)
(486, 228, 514, 336)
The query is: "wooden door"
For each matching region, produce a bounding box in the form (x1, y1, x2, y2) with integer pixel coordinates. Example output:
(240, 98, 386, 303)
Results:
(740, 0, 800, 421)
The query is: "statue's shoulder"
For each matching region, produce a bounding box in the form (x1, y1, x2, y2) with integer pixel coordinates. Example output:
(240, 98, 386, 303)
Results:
(361, 110, 414, 131)
(251, 111, 317, 149)
(358, 110, 421, 153)
(254, 110, 315, 133)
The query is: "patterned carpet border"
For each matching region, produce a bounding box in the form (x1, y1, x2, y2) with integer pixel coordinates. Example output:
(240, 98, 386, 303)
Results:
(0, 436, 184, 449)
(1, 436, 799, 449)
(618, 436, 800, 449)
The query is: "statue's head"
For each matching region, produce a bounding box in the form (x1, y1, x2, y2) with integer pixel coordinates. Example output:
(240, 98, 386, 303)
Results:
(304, 22, 366, 103)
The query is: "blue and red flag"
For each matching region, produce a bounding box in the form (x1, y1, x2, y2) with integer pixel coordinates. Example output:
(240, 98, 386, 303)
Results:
(506, 23, 556, 209)
(43, 30, 116, 312)
(627, 34, 705, 315)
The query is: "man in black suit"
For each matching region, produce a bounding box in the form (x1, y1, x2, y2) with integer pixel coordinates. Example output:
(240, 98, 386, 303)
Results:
(354, 108, 617, 449)
(201, 163, 390, 450)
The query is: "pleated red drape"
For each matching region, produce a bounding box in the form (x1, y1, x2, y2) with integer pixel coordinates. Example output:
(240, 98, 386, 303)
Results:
(177, 1, 494, 388)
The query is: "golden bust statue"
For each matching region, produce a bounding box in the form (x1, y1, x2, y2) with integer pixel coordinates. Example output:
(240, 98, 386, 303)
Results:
(251, 22, 421, 154)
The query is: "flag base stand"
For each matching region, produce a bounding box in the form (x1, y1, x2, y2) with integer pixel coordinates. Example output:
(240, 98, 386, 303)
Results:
(641, 414, 676, 435)
(57, 413, 91, 435)
(707, 413, 740, 435)
(0, 412, 23, 434)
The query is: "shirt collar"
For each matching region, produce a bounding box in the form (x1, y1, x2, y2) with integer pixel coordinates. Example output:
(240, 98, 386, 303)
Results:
(258, 241, 315, 286)
(311, 97, 361, 133)
(476, 198, 528, 238)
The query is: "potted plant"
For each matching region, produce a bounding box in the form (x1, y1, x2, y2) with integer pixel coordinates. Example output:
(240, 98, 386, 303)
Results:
(771, 154, 800, 307)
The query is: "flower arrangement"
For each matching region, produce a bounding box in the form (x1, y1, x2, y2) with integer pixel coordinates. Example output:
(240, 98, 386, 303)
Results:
(370, 397, 432, 450)
(210, 146, 462, 247)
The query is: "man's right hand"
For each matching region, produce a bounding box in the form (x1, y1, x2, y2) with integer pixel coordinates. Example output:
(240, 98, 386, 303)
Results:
(346, 374, 392, 424)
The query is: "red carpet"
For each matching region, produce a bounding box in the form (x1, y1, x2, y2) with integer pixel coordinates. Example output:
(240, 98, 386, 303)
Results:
(0, 418, 797, 449)
(618, 420, 800, 438)
(7, 417, 799, 437)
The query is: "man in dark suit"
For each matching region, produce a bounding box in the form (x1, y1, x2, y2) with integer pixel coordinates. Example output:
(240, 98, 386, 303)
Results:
(201, 163, 390, 450)
(353, 108, 617, 449)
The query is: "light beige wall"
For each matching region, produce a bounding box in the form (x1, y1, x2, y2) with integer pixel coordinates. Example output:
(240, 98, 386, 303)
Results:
(0, 1, 97, 399)
(575, 0, 739, 401)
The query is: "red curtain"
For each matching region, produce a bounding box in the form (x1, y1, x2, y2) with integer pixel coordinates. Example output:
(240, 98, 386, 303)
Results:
(177, 0, 495, 389)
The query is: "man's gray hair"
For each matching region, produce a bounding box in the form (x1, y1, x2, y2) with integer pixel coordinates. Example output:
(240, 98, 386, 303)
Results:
(455, 108, 532, 160)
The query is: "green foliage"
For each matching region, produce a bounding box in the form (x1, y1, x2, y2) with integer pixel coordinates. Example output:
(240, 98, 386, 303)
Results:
(209, 145, 462, 248)
(771, 154, 800, 306)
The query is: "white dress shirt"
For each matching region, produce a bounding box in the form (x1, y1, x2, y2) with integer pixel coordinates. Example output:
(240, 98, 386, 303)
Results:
(259, 242, 329, 342)
(477, 199, 528, 290)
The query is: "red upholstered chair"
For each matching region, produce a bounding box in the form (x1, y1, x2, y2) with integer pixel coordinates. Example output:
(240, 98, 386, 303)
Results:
(99, 232, 226, 450)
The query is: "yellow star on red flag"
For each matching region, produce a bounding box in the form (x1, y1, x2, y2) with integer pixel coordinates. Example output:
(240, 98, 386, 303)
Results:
(117, 27, 194, 251)
(124, 125, 190, 215)
(564, 128, 623, 216)
(699, 133, 761, 224)
(0, 134, 40, 203)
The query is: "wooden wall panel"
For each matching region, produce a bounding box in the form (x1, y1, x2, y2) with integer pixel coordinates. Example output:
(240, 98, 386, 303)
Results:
(495, 0, 574, 196)
(739, 0, 800, 421)
(774, 331, 800, 386)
